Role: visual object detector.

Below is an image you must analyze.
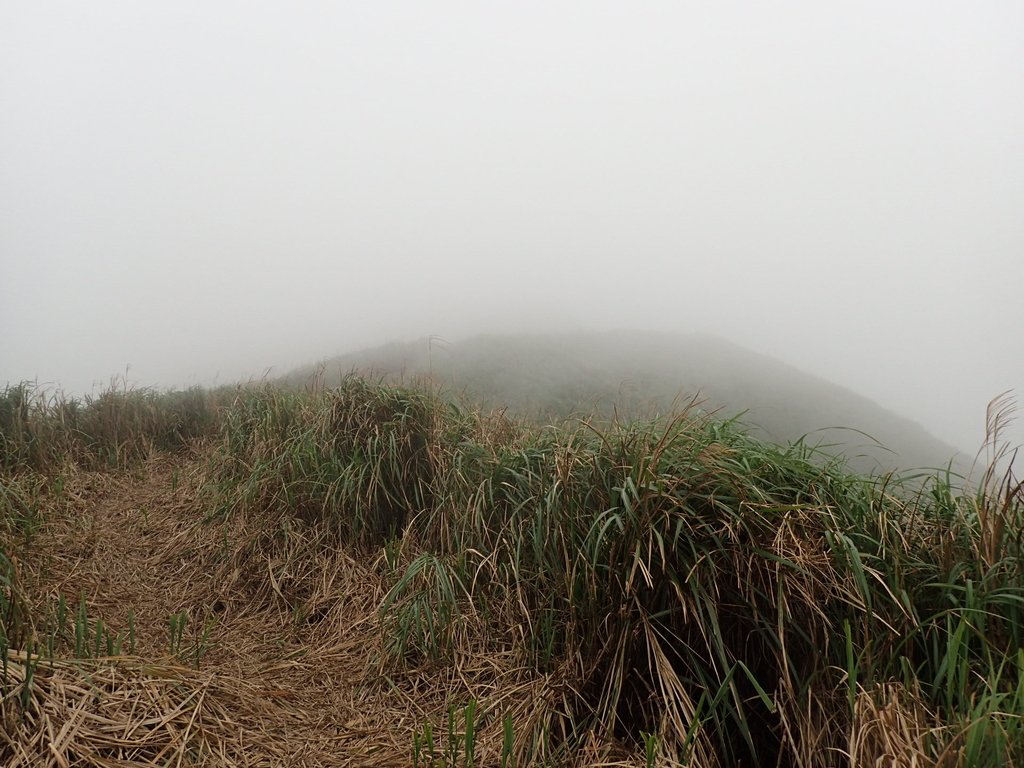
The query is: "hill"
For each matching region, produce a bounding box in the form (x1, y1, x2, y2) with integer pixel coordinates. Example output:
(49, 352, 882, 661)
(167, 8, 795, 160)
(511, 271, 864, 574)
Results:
(285, 330, 966, 474)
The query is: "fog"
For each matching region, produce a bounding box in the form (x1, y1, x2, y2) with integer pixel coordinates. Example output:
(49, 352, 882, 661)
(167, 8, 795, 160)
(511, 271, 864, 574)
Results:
(2, 1, 1022, 454)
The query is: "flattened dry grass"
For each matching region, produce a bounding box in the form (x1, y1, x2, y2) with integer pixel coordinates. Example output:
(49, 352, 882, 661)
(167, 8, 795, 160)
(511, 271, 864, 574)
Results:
(0, 650, 286, 767)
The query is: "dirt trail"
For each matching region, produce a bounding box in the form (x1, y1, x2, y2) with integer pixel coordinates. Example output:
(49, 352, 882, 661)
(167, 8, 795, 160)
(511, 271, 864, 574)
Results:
(20, 455, 427, 766)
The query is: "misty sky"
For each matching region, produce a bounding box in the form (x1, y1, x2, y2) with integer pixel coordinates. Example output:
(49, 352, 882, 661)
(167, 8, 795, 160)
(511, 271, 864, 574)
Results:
(2, 2, 1022, 453)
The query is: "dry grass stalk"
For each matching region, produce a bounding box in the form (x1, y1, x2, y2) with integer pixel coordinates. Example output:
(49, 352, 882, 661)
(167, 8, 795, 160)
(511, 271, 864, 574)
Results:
(0, 650, 283, 767)
(848, 683, 939, 768)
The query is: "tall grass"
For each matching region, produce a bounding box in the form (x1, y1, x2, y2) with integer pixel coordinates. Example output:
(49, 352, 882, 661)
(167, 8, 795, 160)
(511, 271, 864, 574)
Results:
(209, 380, 1021, 765)
(210, 377, 457, 543)
(4, 374, 1020, 765)
(0, 381, 223, 474)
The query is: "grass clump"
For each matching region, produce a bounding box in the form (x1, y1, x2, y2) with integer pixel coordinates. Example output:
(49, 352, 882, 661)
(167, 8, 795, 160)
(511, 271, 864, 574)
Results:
(385, 398, 1020, 765)
(0, 381, 223, 474)
(199, 377, 1023, 765)
(210, 377, 453, 544)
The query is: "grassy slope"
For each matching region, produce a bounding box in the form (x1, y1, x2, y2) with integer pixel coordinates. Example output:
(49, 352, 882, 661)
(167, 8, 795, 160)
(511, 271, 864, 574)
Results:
(2, 379, 1021, 766)
(285, 330, 966, 475)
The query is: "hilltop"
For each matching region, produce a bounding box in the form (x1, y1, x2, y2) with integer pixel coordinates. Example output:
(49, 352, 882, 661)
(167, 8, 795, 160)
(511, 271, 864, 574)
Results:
(285, 330, 966, 474)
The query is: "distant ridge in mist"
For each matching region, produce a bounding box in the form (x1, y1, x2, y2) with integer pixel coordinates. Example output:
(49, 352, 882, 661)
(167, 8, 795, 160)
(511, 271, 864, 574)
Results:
(285, 330, 965, 474)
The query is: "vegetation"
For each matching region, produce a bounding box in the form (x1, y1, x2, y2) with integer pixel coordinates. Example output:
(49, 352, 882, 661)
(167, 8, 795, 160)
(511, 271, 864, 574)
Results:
(1, 377, 1020, 766)
(0, 381, 222, 474)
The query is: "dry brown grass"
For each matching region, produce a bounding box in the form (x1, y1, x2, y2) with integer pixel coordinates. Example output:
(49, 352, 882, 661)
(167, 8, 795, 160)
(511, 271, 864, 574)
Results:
(5, 452, 645, 766)
(1, 649, 290, 767)
(5, 384, 1020, 766)
(847, 683, 940, 768)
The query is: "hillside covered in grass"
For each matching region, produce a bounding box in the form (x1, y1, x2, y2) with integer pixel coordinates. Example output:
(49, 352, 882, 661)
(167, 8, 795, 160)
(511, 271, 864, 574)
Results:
(284, 331, 965, 475)
(1, 379, 1021, 766)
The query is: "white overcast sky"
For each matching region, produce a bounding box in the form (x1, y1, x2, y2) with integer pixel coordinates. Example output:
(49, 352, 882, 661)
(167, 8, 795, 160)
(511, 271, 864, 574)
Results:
(1, 1, 1022, 452)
